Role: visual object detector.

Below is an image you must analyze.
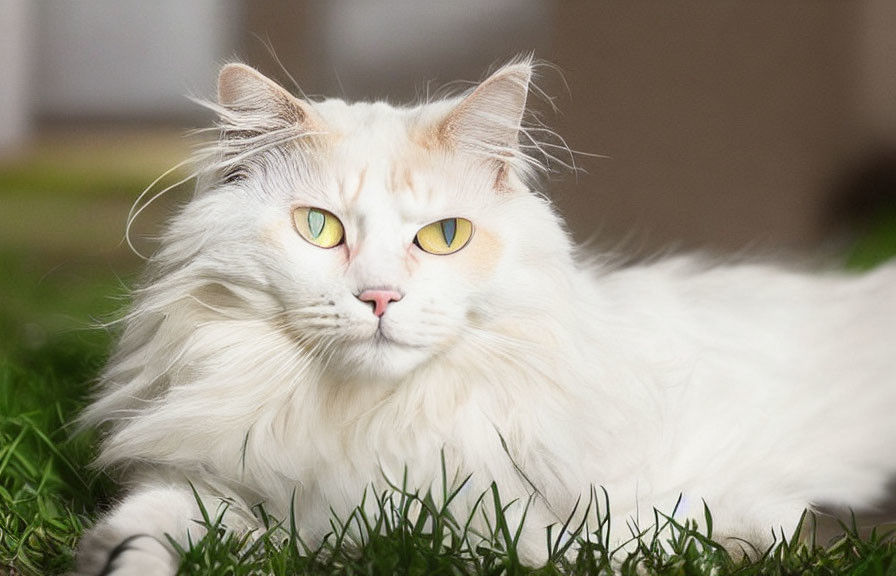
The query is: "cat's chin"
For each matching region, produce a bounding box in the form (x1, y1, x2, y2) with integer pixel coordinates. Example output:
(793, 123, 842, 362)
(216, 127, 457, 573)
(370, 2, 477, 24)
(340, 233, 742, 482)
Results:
(334, 337, 432, 381)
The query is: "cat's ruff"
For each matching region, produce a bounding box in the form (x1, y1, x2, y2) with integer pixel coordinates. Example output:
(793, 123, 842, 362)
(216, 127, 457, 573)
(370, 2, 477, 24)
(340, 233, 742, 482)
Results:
(75, 58, 896, 575)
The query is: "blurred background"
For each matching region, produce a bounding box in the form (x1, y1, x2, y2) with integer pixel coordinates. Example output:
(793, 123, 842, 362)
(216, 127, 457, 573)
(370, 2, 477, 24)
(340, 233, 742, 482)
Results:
(1, 4, 895, 561)
(2, 0, 896, 354)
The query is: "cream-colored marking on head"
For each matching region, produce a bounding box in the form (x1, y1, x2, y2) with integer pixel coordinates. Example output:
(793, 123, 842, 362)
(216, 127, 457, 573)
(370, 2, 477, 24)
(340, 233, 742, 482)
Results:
(462, 229, 504, 279)
(347, 165, 368, 205)
(259, 220, 288, 249)
(388, 162, 418, 200)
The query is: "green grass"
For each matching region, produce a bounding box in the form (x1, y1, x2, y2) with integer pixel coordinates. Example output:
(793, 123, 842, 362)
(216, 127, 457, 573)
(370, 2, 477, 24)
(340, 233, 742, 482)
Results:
(3, 253, 896, 575)
(0, 255, 120, 575)
(166, 481, 896, 576)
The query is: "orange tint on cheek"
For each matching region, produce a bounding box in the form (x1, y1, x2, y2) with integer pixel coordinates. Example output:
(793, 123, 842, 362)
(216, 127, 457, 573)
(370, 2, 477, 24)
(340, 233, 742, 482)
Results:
(462, 228, 502, 280)
(260, 220, 288, 248)
(405, 245, 421, 276)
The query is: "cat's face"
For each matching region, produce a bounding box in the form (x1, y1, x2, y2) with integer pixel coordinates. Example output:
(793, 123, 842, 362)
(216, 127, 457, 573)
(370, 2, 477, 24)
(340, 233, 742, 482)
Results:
(272, 120, 505, 379)
(186, 61, 567, 381)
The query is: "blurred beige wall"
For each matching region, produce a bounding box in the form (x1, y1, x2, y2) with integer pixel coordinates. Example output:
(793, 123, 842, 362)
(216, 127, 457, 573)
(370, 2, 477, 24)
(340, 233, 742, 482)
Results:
(859, 0, 896, 145)
(5, 1, 896, 253)
(548, 2, 864, 251)
(247, 0, 551, 101)
(243, 1, 896, 252)
(0, 0, 33, 152)
(34, 0, 242, 122)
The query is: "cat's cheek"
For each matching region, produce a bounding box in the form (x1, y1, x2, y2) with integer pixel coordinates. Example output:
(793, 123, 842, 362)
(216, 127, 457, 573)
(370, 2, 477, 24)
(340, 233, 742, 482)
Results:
(259, 219, 288, 249)
(460, 229, 503, 281)
(261, 218, 351, 279)
(404, 245, 421, 276)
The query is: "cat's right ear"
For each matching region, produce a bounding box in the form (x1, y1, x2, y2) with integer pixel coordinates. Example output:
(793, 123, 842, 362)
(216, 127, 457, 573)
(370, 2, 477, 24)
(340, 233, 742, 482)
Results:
(216, 63, 320, 132)
(439, 61, 532, 156)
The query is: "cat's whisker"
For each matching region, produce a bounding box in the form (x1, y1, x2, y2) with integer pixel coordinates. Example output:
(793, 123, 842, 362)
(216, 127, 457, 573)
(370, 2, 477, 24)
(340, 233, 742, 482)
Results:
(265, 347, 313, 388)
(286, 309, 343, 322)
(209, 129, 324, 171)
(124, 156, 202, 260)
(307, 334, 344, 378)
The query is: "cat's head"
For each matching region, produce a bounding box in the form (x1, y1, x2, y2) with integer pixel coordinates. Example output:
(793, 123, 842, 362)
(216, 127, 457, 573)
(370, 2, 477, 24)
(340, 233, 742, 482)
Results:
(161, 59, 573, 382)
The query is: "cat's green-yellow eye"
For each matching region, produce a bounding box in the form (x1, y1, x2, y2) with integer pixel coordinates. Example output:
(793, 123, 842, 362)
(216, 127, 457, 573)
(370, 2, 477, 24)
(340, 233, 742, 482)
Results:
(414, 218, 473, 255)
(293, 207, 345, 248)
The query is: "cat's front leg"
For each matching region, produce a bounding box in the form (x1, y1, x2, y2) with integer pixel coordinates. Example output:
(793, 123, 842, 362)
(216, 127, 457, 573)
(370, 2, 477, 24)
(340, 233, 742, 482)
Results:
(74, 481, 254, 576)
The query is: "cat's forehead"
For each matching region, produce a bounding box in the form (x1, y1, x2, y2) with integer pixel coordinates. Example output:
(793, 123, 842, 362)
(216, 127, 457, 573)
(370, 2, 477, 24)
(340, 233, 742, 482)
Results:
(308, 98, 475, 207)
(312, 98, 454, 154)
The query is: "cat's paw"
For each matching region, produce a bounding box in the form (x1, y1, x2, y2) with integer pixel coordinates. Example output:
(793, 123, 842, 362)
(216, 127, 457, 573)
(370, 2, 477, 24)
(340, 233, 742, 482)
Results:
(75, 534, 178, 576)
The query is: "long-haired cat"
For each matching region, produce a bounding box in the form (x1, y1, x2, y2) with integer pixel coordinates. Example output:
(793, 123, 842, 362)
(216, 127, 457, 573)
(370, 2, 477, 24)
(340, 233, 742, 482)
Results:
(75, 58, 896, 575)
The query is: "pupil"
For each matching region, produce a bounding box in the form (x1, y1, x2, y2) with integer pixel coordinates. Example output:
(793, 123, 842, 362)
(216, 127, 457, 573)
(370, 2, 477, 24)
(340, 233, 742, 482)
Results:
(441, 218, 457, 246)
(308, 210, 325, 239)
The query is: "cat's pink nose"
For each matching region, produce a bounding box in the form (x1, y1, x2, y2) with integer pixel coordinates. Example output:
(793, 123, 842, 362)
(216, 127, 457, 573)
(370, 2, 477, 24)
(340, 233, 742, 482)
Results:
(357, 289, 402, 318)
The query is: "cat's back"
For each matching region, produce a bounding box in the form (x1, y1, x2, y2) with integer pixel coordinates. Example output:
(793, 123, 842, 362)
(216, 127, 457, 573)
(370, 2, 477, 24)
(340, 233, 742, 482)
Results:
(574, 256, 896, 503)
(574, 254, 895, 407)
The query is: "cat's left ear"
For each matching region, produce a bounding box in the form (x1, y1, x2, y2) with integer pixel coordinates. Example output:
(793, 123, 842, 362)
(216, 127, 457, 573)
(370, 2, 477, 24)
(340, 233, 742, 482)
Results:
(439, 59, 532, 161)
(217, 63, 321, 132)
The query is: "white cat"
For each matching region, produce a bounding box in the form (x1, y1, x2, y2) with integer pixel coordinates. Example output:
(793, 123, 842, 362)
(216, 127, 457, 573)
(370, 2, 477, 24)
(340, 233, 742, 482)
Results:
(75, 58, 896, 575)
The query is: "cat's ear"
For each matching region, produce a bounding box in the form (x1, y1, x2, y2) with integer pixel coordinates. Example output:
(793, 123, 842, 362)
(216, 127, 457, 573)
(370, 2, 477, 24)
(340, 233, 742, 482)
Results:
(439, 60, 532, 159)
(217, 63, 319, 131)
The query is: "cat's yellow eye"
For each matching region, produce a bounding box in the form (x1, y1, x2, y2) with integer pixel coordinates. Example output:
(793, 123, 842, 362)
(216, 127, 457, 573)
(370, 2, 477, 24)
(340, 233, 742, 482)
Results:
(414, 218, 473, 255)
(293, 207, 345, 248)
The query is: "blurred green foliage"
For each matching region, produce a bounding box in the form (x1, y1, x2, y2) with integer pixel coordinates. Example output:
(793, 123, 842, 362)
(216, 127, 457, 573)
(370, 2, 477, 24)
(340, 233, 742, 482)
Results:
(846, 208, 896, 270)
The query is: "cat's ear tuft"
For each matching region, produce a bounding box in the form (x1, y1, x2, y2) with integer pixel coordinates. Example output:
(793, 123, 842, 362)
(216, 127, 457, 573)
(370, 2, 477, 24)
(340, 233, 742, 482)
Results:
(440, 60, 532, 157)
(217, 63, 317, 130)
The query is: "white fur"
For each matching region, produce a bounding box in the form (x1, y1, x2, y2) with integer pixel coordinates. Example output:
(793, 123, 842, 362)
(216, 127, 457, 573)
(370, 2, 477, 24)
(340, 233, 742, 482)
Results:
(75, 59, 896, 574)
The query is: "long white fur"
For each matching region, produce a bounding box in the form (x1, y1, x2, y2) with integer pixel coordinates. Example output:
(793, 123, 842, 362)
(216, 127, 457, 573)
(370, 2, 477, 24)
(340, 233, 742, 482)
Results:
(75, 58, 896, 575)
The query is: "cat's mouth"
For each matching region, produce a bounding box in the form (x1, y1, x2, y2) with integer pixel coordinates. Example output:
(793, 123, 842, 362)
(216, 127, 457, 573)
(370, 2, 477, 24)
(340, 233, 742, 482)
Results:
(371, 324, 424, 349)
(373, 324, 402, 346)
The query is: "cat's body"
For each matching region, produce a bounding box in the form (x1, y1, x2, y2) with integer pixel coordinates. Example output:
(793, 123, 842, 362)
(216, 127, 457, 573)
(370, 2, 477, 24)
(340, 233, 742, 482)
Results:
(75, 60, 896, 575)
